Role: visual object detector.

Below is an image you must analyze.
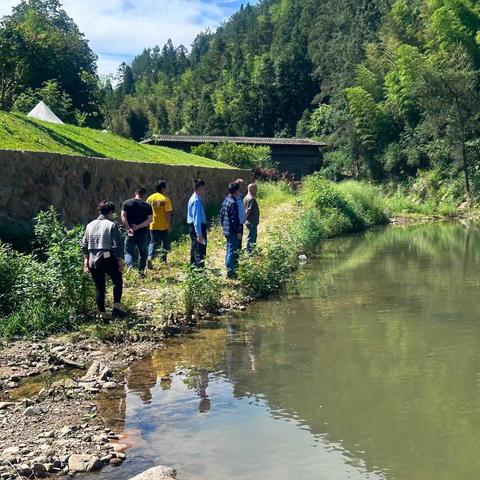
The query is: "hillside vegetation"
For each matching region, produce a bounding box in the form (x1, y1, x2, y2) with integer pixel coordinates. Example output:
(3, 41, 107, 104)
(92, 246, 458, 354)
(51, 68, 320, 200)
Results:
(0, 112, 233, 168)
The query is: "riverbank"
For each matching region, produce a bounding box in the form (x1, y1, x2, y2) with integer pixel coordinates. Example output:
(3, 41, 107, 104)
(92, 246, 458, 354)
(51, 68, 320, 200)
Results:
(0, 177, 468, 478)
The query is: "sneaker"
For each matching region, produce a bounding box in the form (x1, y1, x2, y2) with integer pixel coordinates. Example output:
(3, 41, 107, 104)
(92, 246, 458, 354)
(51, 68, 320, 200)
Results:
(112, 303, 126, 318)
(112, 308, 126, 319)
(98, 312, 110, 323)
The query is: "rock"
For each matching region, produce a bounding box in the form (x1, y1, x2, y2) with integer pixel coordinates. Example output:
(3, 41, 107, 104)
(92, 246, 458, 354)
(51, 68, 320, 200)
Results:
(32, 463, 47, 478)
(128, 466, 177, 480)
(81, 361, 102, 380)
(86, 456, 103, 472)
(298, 254, 308, 262)
(103, 381, 118, 389)
(15, 464, 33, 477)
(0, 402, 15, 410)
(51, 378, 78, 389)
(23, 406, 43, 416)
(68, 454, 93, 473)
(98, 366, 113, 381)
(109, 458, 123, 466)
(116, 452, 126, 460)
(111, 443, 128, 452)
(56, 356, 86, 369)
(3, 446, 20, 456)
(59, 426, 73, 436)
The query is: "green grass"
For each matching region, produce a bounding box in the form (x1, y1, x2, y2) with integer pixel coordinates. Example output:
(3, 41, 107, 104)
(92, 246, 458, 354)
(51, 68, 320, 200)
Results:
(0, 112, 234, 169)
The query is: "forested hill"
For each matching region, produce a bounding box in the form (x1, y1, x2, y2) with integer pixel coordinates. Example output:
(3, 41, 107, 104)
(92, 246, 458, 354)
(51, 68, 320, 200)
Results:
(106, 0, 389, 140)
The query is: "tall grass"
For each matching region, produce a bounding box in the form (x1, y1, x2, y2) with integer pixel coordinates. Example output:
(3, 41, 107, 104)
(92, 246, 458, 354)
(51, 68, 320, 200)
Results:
(0, 208, 93, 338)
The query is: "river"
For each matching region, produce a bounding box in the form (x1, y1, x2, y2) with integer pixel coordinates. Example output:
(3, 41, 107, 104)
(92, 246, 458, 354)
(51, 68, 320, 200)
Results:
(93, 222, 480, 480)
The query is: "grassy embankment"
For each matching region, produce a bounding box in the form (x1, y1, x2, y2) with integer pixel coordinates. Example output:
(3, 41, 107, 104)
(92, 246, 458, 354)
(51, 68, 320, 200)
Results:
(0, 175, 397, 339)
(0, 111, 233, 168)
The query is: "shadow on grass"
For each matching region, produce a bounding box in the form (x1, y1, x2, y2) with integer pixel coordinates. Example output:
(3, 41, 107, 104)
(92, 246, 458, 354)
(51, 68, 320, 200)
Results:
(21, 116, 104, 158)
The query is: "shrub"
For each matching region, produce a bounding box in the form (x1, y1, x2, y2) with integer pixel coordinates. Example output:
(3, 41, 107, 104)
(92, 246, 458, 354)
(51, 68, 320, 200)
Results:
(238, 239, 296, 297)
(293, 210, 325, 254)
(183, 266, 222, 318)
(0, 208, 92, 338)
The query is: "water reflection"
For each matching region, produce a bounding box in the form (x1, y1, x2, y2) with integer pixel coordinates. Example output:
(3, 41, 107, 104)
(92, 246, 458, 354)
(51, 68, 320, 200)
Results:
(94, 223, 480, 480)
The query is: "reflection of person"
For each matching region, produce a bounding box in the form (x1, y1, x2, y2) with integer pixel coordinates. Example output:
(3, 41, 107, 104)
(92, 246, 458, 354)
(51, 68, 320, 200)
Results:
(245, 332, 257, 371)
(244, 183, 260, 253)
(195, 369, 211, 413)
(126, 358, 158, 404)
(121, 187, 153, 275)
(220, 182, 243, 278)
(187, 179, 207, 267)
(147, 180, 173, 266)
(81, 201, 125, 320)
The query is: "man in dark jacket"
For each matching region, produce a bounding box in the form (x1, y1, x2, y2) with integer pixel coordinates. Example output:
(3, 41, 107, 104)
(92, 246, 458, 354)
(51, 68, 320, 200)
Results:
(220, 182, 243, 278)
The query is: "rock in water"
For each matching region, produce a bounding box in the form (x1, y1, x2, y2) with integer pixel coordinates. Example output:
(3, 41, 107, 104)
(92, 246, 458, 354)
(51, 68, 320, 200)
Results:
(128, 466, 177, 480)
(68, 454, 96, 472)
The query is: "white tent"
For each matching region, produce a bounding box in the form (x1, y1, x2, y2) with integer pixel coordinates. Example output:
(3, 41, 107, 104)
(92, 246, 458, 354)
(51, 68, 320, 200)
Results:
(27, 101, 64, 124)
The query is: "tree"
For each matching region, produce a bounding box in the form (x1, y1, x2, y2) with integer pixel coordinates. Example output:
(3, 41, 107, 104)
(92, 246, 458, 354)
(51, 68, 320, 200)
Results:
(0, 0, 100, 122)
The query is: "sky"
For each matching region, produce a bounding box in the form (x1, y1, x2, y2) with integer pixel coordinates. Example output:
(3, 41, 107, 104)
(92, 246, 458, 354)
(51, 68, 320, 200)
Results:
(0, 0, 248, 76)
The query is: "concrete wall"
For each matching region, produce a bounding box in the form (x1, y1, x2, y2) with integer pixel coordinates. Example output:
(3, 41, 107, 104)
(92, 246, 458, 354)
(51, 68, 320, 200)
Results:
(0, 149, 253, 228)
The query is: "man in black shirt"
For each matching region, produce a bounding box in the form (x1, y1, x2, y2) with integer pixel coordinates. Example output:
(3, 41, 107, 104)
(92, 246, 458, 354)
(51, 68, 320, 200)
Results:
(121, 187, 153, 276)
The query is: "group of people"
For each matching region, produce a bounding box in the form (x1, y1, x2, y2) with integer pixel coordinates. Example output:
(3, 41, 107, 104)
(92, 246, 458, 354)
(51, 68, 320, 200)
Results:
(81, 178, 260, 319)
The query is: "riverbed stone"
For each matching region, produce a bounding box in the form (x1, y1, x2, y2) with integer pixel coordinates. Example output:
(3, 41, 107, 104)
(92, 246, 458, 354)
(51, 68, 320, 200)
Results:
(2, 446, 20, 456)
(67, 454, 92, 472)
(23, 406, 43, 416)
(0, 402, 15, 410)
(128, 466, 177, 480)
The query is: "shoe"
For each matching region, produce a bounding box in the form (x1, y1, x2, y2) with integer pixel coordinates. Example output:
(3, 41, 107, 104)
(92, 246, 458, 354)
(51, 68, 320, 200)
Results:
(112, 303, 126, 318)
(98, 312, 110, 323)
(147, 258, 153, 270)
(139, 271, 146, 279)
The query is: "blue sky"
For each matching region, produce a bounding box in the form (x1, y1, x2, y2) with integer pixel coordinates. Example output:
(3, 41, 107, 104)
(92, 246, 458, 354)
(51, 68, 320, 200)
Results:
(0, 0, 250, 76)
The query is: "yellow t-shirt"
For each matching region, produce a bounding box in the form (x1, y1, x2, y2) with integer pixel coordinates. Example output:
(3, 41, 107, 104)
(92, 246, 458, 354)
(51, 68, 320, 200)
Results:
(147, 193, 173, 231)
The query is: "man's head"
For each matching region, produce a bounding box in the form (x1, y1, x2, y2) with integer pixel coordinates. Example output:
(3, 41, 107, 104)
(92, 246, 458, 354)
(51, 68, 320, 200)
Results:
(98, 200, 115, 218)
(135, 187, 147, 200)
(194, 179, 206, 197)
(155, 180, 167, 194)
(235, 178, 244, 193)
(247, 183, 257, 197)
(228, 182, 241, 197)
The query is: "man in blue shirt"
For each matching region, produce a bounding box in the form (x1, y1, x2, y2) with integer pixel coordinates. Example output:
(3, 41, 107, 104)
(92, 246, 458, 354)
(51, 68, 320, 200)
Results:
(220, 182, 243, 278)
(187, 179, 207, 266)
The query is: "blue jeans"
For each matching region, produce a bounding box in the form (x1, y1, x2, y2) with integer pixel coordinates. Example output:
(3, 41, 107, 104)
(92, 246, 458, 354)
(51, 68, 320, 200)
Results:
(124, 230, 148, 272)
(246, 223, 258, 253)
(148, 230, 170, 262)
(225, 234, 241, 277)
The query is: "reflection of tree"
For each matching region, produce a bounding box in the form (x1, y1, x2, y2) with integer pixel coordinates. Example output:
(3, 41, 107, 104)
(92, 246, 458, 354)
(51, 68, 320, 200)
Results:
(222, 223, 480, 480)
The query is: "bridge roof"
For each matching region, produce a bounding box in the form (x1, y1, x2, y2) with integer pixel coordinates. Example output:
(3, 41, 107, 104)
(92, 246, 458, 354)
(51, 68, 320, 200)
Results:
(142, 134, 326, 147)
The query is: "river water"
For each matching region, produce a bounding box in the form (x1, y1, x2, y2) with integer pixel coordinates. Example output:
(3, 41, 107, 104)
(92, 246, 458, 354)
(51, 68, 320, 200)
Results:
(94, 223, 480, 480)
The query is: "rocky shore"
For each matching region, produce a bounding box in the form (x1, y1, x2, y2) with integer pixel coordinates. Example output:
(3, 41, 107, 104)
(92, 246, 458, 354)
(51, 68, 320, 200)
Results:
(0, 336, 166, 478)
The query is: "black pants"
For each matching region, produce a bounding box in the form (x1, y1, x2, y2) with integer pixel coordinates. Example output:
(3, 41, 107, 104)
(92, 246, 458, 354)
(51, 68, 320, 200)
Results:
(189, 223, 207, 267)
(90, 256, 123, 312)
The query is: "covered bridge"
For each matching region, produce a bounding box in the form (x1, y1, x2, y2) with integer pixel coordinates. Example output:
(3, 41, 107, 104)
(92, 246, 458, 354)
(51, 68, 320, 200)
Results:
(142, 135, 326, 178)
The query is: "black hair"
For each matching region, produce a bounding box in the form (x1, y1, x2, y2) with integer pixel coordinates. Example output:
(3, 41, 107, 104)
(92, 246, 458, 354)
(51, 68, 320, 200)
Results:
(135, 187, 147, 197)
(228, 182, 240, 195)
(98, 200, 115, 216)
(155, 180, 167, 192)
(194, 179, 206, 190)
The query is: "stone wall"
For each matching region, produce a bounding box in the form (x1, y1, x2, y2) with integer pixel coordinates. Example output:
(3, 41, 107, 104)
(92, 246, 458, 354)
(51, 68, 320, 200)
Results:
(0, 149, 252, 228)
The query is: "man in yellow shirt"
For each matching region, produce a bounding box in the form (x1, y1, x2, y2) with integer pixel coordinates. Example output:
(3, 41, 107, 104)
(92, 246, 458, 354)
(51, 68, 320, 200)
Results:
(147, 180, 173, 267)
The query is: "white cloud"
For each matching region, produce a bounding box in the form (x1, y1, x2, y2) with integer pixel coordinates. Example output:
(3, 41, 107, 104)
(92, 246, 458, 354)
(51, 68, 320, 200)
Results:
(0, 0, 243, 75)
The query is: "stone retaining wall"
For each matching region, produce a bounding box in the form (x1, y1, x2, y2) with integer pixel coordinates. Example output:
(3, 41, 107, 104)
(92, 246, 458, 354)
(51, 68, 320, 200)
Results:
(0, 149, 252, 228)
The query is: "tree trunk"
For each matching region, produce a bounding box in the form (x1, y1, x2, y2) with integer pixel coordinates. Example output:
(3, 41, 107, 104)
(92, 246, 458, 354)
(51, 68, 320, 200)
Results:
(461, 140, 471, 200)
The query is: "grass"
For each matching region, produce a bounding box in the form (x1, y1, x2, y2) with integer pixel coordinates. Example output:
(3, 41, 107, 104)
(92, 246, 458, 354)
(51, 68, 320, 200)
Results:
(0, 111, 234, 169)
(3, 176, 454, 339)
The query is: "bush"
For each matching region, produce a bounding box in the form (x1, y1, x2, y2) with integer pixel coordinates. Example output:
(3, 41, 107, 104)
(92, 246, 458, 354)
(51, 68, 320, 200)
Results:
(191, 142, 272, 169)
(293, 210, 325, 254)
(0, 208, 92, 338)
(238, 239, 296, 297)
(183, 266, 222, 318)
